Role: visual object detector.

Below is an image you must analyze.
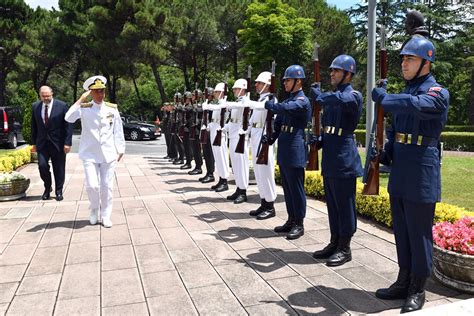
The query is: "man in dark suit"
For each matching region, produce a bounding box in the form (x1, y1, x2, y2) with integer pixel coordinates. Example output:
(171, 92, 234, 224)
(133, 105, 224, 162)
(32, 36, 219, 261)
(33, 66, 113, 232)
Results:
(31, 86, 73, 201)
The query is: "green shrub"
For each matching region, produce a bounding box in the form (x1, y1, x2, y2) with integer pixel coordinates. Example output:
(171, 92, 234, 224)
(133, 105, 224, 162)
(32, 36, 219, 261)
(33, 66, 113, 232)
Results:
(354, 130, 474, 151)
(275, 166, 471, 227)
(0, 146, 32, 172)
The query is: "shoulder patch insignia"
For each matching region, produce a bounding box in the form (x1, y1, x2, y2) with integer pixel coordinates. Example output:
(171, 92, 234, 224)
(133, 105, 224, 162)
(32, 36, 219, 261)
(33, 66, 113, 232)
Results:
(105, 102, 117, 109)
(429, 86, 442, 92)
(80, 102, 92, 108)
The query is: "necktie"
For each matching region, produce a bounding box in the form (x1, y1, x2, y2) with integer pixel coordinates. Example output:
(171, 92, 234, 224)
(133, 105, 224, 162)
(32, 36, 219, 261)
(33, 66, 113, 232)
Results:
(44, 104, 49, 126)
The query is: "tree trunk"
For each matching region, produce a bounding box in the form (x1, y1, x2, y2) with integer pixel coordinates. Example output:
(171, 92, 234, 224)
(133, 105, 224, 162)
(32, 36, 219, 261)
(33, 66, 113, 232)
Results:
(72, 58, 82, 102)
(469, 69, 474, 125)
(130, 65, 144, 108)
(151, 61, 167, 104)
(0, 70, 5, 107)
(40, 61, 55, 87)
(192, 48, 198, 85)
(182, 63, 190, 91)
(232, 34, 238, 80)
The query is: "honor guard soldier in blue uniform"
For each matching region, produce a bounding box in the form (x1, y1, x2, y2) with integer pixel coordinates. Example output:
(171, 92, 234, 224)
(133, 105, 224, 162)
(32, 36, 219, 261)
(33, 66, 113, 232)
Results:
(264, 65, 311, 240)
(171, 92, 185, 165)
(310, 55, 363, 266)
(371, 36, 449, 313)
(181, 91, 194, 170)
(188, 89, 204, 175)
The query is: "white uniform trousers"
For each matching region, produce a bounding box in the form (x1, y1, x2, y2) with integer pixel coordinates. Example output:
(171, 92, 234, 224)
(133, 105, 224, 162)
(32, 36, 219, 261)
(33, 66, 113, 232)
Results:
(83, 160, 116, 220)
(210, 125, 230, 179)
(229, 133, 249, 190)
(251, 127, 277, 202)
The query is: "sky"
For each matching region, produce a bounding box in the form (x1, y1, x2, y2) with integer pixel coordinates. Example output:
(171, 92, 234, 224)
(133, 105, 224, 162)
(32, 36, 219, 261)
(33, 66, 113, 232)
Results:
(24, 0, 361, 11)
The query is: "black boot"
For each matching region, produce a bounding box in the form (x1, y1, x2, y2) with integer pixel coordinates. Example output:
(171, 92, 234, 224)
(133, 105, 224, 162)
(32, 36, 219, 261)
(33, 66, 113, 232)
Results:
(188, 168, 202, 175)
(375, 269, 410, 300)
(400, 276, 426, 313)
(233, 189, 247, 204)
(41, 187, 52, 200)
(257, 201, 276, 220)
(173, 159, 184, 165)
(287, 219, 304, 240)
(274, 218, 294, 233)
(180, 163, 192, 170)
(201, 174, 215, 183)
(249, 199, 266, 216)
(226, 188, 240, 200)
(326, 236, 352, 266)
(313, 235, 338, 259)
(211, 178, 223, 190)
(215, 178, 229, 192)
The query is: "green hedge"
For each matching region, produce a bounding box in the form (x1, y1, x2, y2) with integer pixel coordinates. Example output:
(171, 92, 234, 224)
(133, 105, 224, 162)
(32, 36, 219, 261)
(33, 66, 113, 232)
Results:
(354, 130, 474, 151)
(357, 124, 474, 133)
(275, 166, 472, 228)
(0, 146, 32, 172)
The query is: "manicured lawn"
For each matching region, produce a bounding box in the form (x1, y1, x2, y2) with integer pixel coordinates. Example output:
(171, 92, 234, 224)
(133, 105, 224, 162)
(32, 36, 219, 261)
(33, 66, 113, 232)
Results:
(359, 152, 474, 212)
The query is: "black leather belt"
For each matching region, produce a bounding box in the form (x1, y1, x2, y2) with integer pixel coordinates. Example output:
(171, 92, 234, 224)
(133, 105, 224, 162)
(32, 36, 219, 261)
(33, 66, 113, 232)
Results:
(395, 132, 438, 147)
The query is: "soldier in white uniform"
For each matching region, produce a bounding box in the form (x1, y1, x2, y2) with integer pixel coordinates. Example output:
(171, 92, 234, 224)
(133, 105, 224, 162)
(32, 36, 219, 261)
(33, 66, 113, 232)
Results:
(225, 79, 250, 204)
(204, 83, 229, 192)
(246, 71, 277, 219)
(65, 76, 125, 228)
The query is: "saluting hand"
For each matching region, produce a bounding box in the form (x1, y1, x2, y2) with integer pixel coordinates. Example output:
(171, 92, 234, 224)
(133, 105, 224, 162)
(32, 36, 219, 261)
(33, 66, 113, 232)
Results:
(78, 90, 91, 103)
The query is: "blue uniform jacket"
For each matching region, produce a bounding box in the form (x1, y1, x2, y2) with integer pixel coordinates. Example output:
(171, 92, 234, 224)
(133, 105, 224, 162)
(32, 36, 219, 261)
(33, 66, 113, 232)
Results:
(316, 83, 363, 178)
(381, 74, 449, 203)
(266, 90, 311, 168)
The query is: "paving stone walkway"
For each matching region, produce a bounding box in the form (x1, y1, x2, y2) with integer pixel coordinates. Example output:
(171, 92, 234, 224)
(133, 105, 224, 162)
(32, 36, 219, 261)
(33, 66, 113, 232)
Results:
(0, 153, 472, 315)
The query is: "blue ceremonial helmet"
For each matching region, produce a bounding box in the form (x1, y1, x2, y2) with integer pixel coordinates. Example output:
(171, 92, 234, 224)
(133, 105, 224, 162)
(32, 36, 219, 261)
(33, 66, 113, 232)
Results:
(400, 36, 435, 62)
(283, 65, 306, 79)
(329, 55, 357, 74)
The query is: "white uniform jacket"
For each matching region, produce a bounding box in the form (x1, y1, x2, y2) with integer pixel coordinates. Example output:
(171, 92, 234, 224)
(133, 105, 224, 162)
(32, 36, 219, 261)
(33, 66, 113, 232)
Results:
(65, 100, 126, 163)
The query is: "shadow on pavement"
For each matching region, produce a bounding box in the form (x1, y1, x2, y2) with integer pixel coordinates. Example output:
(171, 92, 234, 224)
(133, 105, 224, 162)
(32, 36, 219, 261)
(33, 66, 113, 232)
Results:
(27, 220, 91, 232)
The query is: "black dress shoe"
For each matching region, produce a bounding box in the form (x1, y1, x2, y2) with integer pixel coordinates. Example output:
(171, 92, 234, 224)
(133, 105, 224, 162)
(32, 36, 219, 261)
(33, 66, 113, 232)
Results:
(274, 220, 294, 233)
(286, 224, 304, 240)
(313, 239, 338, 259)
(249, 200, 265, 216)
(215, 181, 228, 192)
(55, 191, 63, 201)
(226, 189, 240, 200)
(180, 163, 192, 170)
(211, 178, 222, 190)
(375, 269, 410, 300)
(41, 188, 52, 200)
(256, 208, 275, 220)
(201, 175, 215, 183)
(188, 168, 202, 175)
(400, 277, 427, 313)
(163, 155, 170, 159)
(326, 237, 352, 266)
(173, 159, 184, 165)
(233, 193, 247, 204)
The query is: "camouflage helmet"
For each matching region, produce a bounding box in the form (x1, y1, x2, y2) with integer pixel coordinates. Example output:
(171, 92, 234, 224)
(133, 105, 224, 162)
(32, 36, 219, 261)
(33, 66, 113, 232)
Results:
(206, 87, 214, 95)
(174, 92, 182, 100)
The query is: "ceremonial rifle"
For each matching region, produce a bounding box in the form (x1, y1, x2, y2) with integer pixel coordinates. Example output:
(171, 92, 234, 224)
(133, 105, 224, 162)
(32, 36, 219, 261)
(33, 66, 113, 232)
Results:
(256, 61, 276, 165)
(199, 79, 210, 144)
(307, 42, 321, 171)
(235, 65, 252, 153)
(213, 73, 228, 146)
(362, 25, 388, 195)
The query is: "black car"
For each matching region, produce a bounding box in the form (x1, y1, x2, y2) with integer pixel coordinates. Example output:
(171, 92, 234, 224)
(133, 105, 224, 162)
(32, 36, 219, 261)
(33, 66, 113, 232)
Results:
(0, 106, 24, 148)
(121, 114, 160, 141)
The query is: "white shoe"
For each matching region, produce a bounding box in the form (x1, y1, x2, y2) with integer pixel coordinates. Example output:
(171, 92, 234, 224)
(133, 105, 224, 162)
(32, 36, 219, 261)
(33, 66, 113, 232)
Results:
(89, 210, 98, 225)
(102, 218, 113, 228)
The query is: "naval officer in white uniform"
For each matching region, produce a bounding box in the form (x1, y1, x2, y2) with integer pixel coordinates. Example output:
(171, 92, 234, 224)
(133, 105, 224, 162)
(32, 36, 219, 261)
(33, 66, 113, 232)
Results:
(65, 75, 125, 228)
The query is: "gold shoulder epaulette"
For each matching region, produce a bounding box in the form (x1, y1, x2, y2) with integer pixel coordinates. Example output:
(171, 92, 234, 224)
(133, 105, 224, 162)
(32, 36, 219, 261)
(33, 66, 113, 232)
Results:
(105, 102, 117, 109)
(80, 102, 93, 108)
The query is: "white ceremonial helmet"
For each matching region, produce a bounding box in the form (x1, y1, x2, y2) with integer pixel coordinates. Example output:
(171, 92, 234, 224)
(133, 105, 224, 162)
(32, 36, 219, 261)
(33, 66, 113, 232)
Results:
(232, 78, 247, 90)
(255, 72, 271, 85)
(214, 82, 225, 92)
(83, 75, 107, 91)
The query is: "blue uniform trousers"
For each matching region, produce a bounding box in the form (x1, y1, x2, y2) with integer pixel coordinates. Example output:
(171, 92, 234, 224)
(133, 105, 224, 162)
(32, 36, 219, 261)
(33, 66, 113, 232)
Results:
(280, 166, 306, 221)
(390, 197, 435, 278)
(323, 176, 357, 238)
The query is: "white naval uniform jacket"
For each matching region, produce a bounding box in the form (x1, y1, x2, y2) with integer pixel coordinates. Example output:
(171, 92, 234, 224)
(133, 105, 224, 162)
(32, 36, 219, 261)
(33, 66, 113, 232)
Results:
(65, 100, 126, 163)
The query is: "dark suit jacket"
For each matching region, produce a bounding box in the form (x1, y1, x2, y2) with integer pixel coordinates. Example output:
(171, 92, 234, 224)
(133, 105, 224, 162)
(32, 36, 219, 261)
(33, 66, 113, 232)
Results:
(31, 99, 73, 152)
